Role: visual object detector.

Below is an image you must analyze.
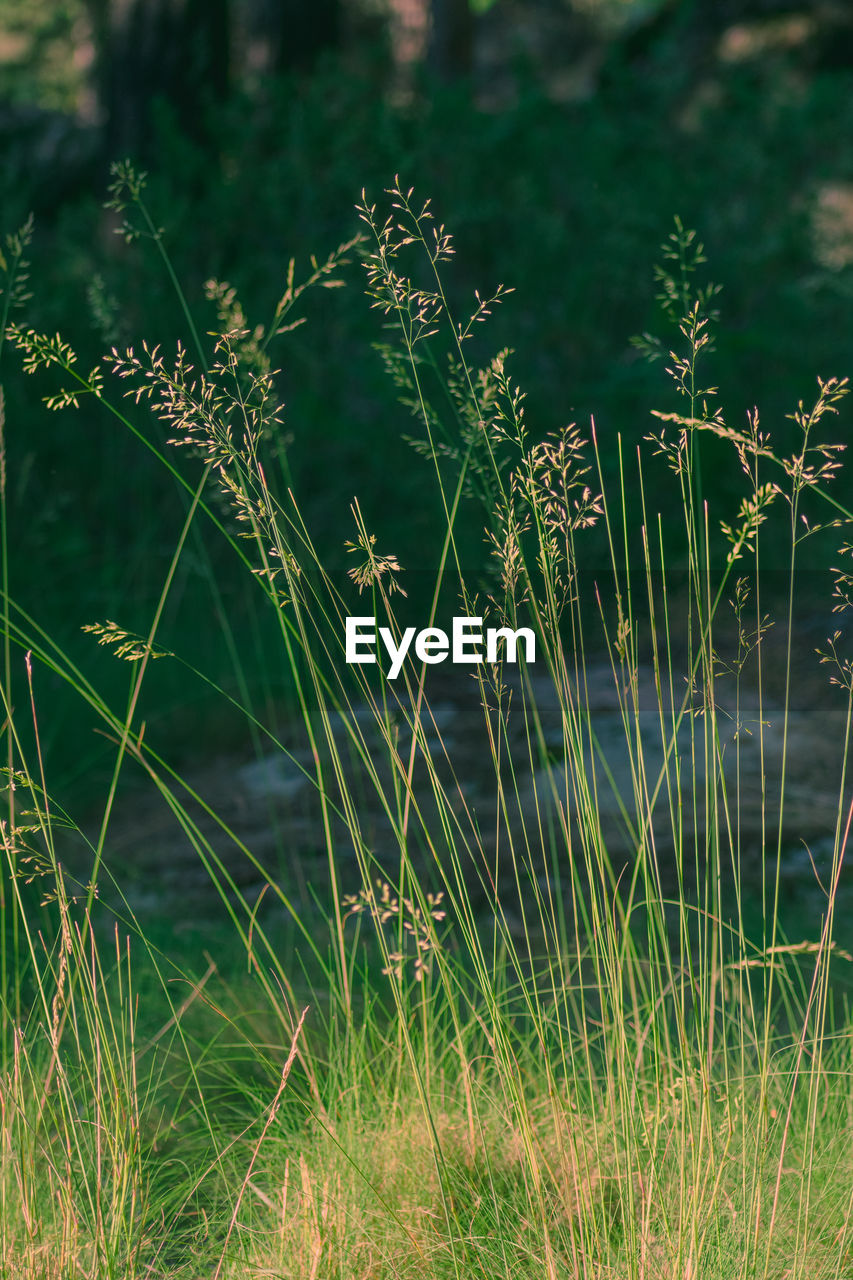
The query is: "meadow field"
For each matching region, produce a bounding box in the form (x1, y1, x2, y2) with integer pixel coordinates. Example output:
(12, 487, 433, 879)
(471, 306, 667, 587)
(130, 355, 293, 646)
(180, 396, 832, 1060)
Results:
(2, 6, 853, 1275)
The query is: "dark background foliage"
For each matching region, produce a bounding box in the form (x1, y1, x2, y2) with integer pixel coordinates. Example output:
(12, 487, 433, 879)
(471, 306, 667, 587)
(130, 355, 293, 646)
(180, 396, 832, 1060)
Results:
(2, 0, 852, 788)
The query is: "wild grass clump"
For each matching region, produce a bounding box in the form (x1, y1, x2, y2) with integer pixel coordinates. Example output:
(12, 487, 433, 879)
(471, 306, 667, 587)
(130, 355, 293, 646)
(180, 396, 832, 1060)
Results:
(1, 168, 853, 1277)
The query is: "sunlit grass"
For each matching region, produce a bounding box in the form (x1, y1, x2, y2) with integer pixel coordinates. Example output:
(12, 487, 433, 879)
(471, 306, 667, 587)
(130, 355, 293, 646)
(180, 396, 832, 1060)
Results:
(1, 172, 853, 1277)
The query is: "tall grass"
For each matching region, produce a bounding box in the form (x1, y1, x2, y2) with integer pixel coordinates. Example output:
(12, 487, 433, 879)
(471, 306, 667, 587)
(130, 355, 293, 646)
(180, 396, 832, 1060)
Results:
(1, 169, 853, 1278)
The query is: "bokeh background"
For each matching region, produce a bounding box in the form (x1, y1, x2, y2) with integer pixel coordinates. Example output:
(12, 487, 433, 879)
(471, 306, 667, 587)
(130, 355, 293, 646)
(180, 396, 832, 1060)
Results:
(2, 0, 852, 794)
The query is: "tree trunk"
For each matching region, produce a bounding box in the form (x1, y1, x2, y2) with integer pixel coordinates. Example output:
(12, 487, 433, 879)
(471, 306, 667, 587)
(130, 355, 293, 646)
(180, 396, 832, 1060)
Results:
(428, 0, 473, 81)
(269, 0, 342, 72)
(84, 0, 231, 160)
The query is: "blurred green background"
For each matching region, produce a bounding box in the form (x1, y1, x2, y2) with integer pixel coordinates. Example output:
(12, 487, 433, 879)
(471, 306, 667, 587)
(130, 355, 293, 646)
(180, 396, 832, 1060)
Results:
(1, 0, 852, 794)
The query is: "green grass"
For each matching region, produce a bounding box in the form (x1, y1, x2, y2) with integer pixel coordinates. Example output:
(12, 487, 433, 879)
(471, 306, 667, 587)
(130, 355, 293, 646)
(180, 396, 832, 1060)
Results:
(2, 169, 853, 1278)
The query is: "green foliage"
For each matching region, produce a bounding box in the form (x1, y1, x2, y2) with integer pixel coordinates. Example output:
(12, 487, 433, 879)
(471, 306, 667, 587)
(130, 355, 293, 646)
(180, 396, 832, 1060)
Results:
(3, 47, 852, 613)
(0, 0, 89, 112)
(2, 135, 853, 1276)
